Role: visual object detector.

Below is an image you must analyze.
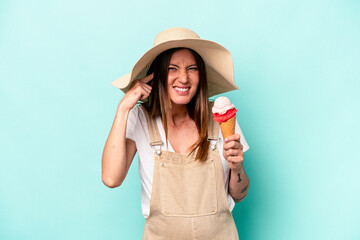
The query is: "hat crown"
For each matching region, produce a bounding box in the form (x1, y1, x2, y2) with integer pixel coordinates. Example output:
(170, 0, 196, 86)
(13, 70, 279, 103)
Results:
(153, 27, 200, 46)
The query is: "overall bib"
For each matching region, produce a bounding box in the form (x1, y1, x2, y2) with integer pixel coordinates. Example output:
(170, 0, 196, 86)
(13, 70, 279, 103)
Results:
(142, 107, 239, 240)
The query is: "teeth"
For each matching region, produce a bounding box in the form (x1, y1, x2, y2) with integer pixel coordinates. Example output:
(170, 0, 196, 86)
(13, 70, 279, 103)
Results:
(174, 87, 190, 92)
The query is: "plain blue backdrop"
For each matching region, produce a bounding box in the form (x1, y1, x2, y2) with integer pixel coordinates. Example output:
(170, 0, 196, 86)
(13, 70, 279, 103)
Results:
(1, 0, 359, 239)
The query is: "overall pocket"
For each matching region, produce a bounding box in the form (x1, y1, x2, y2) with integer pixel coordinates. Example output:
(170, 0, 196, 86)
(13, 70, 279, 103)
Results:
(159, 159, 217, 217)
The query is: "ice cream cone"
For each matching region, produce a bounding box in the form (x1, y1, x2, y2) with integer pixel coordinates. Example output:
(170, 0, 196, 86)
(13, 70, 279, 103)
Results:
(212, 96, 237, 139)
(220, 116, 236, 139)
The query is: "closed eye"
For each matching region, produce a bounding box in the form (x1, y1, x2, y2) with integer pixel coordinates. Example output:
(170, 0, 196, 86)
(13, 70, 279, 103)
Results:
(187, 67, 198, 72)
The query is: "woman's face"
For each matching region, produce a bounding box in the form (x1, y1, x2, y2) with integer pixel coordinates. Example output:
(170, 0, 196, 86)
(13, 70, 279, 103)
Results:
(167, 49, 199, 106)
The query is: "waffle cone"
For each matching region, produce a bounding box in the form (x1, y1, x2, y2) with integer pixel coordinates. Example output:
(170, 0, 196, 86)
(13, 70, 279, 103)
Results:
(220, 116, 236, 139)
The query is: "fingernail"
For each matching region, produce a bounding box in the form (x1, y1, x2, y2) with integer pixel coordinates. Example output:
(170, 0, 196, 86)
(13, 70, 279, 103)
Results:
(225, 138, 228, 142)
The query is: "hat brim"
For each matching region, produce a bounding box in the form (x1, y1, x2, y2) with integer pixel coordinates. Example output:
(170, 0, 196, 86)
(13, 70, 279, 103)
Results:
(111, 39, 239, 97)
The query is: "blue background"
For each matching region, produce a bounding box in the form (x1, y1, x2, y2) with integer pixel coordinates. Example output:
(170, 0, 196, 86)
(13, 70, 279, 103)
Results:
(1, 0, 359, 239)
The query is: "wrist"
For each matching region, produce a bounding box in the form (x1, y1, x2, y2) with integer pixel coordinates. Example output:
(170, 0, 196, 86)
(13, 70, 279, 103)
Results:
(231, 163, 243, 173)
(117, 101, 132, 115)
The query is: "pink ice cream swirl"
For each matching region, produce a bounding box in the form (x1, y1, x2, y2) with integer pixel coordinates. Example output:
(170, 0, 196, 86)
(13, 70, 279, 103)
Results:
(212, 96, 237, 124)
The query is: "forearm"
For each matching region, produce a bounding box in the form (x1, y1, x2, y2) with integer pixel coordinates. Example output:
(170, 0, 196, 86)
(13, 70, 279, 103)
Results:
(101, 104, 131, 188)
(228, 163, 249, 202)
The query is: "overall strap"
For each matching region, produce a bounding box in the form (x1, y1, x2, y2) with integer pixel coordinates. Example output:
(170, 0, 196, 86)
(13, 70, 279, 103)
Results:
(140, 105, 163, 147)
(207, 116, 220, 141)
(207, 101, 220, 141)
(208, 102, 220, 150)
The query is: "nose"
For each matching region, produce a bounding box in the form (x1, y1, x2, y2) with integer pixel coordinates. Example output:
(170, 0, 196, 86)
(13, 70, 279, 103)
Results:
(178, 69, 188, 83)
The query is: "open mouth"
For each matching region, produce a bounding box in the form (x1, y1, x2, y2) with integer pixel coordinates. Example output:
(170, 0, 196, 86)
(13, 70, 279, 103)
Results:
(174, 87, 190, 92)
(173, 86, 191, 96)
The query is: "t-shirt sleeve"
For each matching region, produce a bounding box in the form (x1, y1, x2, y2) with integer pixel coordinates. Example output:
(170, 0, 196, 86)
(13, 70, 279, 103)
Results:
(235, 118, 250, 152)
(126, 105, 139, 141)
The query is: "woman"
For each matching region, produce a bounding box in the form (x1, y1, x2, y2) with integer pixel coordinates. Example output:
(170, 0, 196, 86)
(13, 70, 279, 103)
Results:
(102, 27, 250, 239)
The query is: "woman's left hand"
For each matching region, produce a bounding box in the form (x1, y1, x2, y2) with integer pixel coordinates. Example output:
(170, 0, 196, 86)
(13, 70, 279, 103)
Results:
(223, 134, 244, 172)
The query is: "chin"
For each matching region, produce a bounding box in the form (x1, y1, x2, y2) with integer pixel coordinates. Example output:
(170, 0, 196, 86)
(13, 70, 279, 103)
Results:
(170, 97, 193, 106)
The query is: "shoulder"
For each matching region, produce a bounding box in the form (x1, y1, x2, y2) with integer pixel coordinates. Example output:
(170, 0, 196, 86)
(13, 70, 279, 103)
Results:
(126, 104, 148, 132)
(128, 104, 146, 121)
(126, 104, 150, 142)
(129, 104, 141, 115)
(235, 119, 250, 152)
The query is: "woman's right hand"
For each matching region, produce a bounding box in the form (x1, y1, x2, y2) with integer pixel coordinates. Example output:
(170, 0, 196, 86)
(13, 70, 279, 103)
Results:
(118, 73, 154, 111)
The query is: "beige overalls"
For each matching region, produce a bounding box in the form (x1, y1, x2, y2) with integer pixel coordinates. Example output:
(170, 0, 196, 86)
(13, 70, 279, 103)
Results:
(141, 106, 239, 240)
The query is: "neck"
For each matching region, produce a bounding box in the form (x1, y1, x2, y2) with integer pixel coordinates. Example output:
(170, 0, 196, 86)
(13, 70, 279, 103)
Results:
(166, 103, 190, 127)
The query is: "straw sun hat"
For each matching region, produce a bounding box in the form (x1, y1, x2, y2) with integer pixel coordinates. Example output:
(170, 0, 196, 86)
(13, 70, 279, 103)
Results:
(111, 27, 239, 97)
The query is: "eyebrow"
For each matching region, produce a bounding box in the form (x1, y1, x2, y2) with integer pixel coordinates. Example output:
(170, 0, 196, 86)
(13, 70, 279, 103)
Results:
(169, 64, 197, 68)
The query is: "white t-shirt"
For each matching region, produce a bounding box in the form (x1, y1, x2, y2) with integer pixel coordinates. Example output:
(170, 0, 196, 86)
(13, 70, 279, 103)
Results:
(126, 104, 249, 218)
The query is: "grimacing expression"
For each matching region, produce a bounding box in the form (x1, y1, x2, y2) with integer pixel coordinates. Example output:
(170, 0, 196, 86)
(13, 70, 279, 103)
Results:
(167, 49, 200, 106)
